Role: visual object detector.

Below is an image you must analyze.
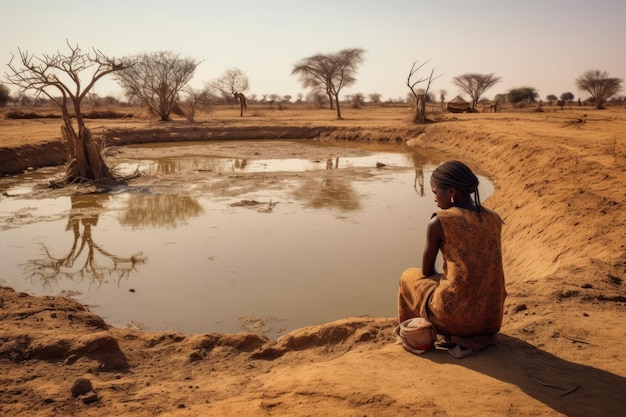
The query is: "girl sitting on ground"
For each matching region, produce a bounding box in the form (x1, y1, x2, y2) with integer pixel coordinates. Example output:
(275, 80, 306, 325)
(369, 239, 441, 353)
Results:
(398, 160, 506, 357)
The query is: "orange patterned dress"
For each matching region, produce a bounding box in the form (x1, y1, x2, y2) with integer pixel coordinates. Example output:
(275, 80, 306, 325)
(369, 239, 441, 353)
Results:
(398, 207, 506, 337)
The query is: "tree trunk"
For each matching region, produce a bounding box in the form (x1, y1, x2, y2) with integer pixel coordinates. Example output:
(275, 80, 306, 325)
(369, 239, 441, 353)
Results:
(62, 124, 116, 183)
(413, 95, 426, 123)
(334, 95, 342, 119)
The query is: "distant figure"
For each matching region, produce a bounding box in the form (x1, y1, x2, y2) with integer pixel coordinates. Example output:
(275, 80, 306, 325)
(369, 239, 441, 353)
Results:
(234, 92, 247, 117)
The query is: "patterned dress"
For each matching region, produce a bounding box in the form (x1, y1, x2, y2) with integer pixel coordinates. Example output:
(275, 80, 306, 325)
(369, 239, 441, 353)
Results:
(398, 207, 506, 337)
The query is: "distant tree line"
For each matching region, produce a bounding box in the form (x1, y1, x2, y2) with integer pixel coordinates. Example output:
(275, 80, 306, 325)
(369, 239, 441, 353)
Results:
(3, 42, 624, 120)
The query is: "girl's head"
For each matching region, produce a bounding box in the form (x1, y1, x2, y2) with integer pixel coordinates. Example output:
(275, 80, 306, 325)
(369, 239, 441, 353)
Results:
(430, 160, 481, 211)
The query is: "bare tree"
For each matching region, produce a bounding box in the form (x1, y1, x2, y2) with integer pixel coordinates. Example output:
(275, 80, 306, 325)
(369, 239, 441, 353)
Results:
(5, 41, 130, 184)
(115, 51, 200, 121)
(306, 89, 327, 108)
(368, 93, 382, 105)
(180, 86, 216, 122)
(351, 92, 365, 108)
(406, 60, 441, 123)
(292, 48, 366, 119)
(211, 68, 250, 116)
(452, 73, 502, 110)
(576, 69, 623, 109)
(25, 194, 146, 287)
(211, 67, 249, 97)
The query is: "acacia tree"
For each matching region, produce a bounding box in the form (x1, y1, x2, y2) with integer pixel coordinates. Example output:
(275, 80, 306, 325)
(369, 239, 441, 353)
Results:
(452, 73, 502, 110)
(546, 94, 557, 105)
(507, 87, 539, 104)
(575, 69, 623, 109)
(5, 41, 129, 183)
(406, 60, 441, 123)
(292, 48, 365, 119)
(115, 51, 200, 121)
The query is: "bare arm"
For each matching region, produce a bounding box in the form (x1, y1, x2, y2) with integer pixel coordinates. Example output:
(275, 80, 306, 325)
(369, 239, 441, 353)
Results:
(422, 214, 444, 276)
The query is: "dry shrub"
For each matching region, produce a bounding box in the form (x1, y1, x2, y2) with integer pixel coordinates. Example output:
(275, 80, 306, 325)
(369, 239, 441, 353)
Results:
(321, 127, 418, 142)
(83, 110, 134, 119)
(5, 111, 61, 119)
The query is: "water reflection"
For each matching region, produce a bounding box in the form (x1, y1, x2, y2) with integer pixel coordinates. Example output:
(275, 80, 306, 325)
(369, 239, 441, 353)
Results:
(326, 157, 339, 169)
(414, 167, 425, 196)
(24, 194, 146, 288)
(119, 193, 204, 228)
(296, 176, 361, 210)
(0, 140, 493, 337)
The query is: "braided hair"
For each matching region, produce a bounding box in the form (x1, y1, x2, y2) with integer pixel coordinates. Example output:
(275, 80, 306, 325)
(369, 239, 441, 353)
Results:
(431, 160, 482, 212)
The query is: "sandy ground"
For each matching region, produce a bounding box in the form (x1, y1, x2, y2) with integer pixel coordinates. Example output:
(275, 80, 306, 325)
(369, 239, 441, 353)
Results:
(1, 106, 625, 416)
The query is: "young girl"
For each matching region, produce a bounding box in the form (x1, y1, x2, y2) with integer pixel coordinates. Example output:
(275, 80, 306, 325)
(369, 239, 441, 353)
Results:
(398, 160, 506, 355)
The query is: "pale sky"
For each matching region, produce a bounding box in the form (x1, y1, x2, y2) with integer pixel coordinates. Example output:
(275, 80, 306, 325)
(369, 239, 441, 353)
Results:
(1, 0, 624, 102)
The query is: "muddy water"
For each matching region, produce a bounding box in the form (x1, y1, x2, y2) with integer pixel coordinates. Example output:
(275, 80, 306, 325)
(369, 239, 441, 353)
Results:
(0, 140, 493, 338)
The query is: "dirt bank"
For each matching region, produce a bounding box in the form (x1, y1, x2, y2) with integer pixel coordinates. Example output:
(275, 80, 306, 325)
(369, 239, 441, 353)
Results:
(1, 107, 625, 416)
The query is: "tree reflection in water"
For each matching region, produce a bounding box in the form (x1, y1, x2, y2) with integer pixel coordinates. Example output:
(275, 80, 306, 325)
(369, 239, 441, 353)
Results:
(414, 167, 425, 196)
(119, 193, 204, 228)
(296, 159, 361, 211)
(25, 194, 146, 288)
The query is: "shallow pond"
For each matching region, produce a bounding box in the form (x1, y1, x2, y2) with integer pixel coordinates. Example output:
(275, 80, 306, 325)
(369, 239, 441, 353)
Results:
(0, 140, 493, 338)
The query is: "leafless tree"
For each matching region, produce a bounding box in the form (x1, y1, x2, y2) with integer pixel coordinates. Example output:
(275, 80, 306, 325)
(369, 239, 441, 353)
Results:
(292, 48, 366, 119)
(306, 89, 327, 108)
(5, 41, 130, 184)
(576, 69, 623, 109)
(452, 73, 502, 110)
(350, 93, 365, 108)
(25, 194, 146, 287)
(115, 51, 200, 121)
(211, 68, 249, 116)
(180, 86, 216, 122)
(368, 93, 382, 105)
(211, 67, 249, 97)
(406, 60, 441, 123)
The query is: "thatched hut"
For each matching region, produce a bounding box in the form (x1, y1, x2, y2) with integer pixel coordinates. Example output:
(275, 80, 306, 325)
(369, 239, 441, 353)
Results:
(446, 95, 470, 113)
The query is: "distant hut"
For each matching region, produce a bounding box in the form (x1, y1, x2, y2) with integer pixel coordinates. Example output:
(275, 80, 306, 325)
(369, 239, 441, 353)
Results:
(446, 95, 470, 113)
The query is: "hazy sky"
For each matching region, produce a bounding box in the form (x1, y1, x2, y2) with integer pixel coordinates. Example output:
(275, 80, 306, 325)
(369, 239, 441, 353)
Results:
(2, 0, 624, 102)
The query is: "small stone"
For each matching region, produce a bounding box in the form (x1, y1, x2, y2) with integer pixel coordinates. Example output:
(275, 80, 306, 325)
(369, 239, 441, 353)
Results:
(514, 304, 528, 313)
(71, 378, 93, 397)
(81, 393, 99, 404)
